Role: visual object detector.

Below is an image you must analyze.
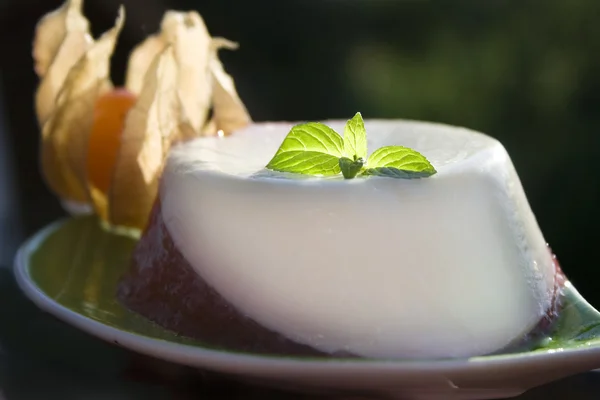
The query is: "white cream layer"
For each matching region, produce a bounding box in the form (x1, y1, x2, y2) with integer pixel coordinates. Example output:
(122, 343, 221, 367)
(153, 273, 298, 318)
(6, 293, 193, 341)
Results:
(160, 120, 555, 359)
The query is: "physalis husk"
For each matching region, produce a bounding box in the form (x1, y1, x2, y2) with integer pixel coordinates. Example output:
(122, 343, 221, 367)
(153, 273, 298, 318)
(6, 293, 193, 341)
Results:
(33, 0, 251, 231)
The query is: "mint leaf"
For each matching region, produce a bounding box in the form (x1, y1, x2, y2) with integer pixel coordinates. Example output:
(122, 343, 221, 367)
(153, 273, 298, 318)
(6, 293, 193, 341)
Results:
(365, 146, 437, 179)
(344, 112, 367, 160)
(266, 122, 344, 176)
(339, 157, 365, 179)
(362, 167, 434, 179)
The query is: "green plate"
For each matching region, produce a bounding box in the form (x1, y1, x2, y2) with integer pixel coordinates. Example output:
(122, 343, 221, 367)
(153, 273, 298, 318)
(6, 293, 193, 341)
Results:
(13, 216, 600, 400)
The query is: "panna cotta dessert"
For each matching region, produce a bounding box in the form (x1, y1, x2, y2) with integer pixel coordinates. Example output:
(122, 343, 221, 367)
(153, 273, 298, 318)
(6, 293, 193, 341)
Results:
(32, 0, 564, 361)
(118, 119, 564, 359)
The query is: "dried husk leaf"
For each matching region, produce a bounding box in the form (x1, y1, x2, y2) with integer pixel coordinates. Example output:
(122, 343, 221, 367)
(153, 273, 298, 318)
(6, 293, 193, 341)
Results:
(34, 3, 251, 227)
(108, 46, 182, 229)
(204, 38, 251, 135)
(41, 8, 124, 205)
(125, 34, 166, 96)
(34, 0, 93, 125)
(124, 10, 250, 140)
(124, 10, 213, 134)
(161, 11, 213, 133)
(175, 118, 199, 143)
(200, 118, 217, 136)
(33, 0, 90, 77)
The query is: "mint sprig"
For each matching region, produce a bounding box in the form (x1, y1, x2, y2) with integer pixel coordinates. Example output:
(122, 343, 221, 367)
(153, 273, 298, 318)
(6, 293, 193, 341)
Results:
(265, 112, 437, 180)
(339, 156, 365, 179)
(343, 112, 367, 161)
(265, 122, 343, 176)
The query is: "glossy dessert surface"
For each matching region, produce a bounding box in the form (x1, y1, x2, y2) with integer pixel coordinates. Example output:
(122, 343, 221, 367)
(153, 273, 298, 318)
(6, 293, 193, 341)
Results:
(132, 120, 556, 359)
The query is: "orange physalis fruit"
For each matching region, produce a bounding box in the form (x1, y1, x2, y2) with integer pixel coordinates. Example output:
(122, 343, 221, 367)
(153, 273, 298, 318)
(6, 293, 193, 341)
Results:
(33, 0, 251, 231)
(87, 88, 137, 195)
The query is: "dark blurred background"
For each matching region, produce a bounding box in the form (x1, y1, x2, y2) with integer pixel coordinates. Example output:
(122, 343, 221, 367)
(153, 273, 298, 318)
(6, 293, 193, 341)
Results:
(0, 0, 599, 305)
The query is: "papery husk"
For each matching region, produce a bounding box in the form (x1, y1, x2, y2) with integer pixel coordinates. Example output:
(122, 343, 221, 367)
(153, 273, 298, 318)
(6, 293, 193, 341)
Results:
(174, 118, 200, 143)
(40, 8, 124, 204)
(108, 46, 187, 229)
(123, 10, 251, 140)
(164, 11, 213, 134)
(125, 34, 166, 96)
(34, 0, 252, 230)
(34, 0, 93, 125)
(204, 38, 252, 135)
(33, 0, 89, 77)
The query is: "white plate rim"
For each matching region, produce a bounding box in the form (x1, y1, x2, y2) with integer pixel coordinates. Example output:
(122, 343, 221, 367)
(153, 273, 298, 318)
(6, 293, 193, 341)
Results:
(12, 219, 600, 378)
